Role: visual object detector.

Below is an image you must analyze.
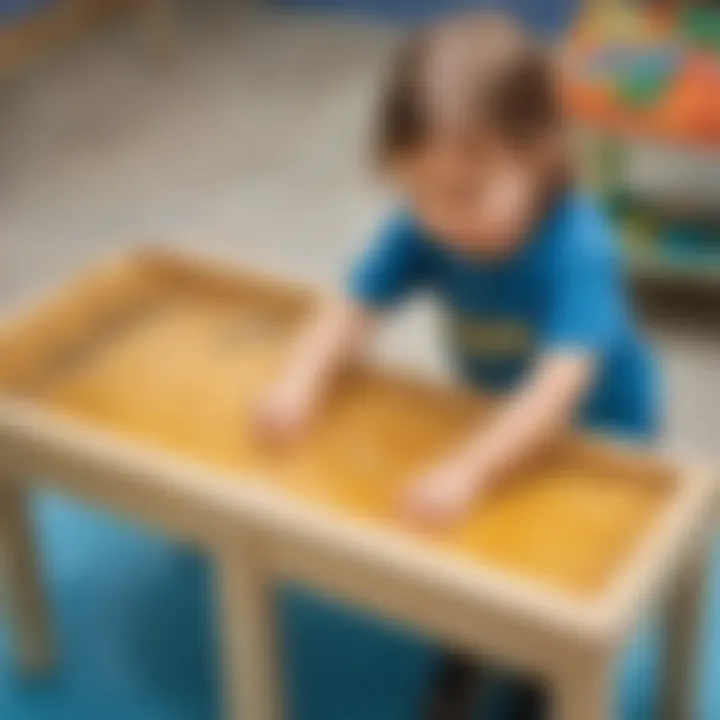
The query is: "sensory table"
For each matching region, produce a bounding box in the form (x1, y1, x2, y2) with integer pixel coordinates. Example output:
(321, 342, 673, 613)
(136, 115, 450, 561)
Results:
(0, 249, 715, 720)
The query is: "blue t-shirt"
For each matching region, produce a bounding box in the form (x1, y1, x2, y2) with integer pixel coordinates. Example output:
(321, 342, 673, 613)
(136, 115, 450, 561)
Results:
(347, 192, 660, 439)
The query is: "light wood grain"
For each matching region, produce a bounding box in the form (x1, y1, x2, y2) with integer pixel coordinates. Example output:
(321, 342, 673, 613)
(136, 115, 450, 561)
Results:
(0, 0, 149, 79)
(0, 254, 672, 599)
(0, 480, 53, 673)
(660, 537, 710, 720)
(216, 541, 282, 720)
(0, 248, 714, 720)
(554, 652, 613, 720)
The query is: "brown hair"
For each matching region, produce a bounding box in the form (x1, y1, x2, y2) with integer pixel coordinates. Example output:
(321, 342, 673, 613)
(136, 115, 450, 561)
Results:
(376, 13, 565, 164)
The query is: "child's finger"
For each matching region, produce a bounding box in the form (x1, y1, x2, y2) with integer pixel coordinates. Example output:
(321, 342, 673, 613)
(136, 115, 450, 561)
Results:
(400, 486, 453, 531)
(251, 402, 292, 444)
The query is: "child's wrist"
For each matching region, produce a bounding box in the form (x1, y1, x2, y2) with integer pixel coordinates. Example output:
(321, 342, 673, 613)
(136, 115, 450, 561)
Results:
(450, 445, 491, 482)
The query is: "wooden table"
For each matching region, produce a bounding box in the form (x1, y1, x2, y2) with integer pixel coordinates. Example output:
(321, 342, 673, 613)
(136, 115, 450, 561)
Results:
(0, 249, 715, 719)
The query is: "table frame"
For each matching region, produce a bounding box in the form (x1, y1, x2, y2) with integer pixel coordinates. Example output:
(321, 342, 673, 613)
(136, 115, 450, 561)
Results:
(0, 248, 716, 720)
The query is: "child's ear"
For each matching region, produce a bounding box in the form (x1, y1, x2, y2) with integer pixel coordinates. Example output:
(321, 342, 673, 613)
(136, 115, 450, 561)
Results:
(533, 132, 572, 194)
(386, 154, 418, 190)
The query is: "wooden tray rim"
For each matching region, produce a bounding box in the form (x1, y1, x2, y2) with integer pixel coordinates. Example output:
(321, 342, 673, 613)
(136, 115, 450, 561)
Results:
(0, 246, 714, 656)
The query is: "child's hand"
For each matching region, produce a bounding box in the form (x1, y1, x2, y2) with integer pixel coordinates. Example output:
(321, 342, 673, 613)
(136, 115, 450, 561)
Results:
(253, 380, 317, 445)
(403, 454, 491, 526)
(252, 298, 371, 446)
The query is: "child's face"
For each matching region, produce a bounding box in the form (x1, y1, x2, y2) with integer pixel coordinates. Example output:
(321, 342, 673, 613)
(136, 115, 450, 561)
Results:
(393, 136, 541, 258)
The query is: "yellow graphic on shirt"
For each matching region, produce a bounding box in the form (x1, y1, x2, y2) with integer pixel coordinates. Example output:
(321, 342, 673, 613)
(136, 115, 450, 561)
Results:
(450, 317, 533, 358)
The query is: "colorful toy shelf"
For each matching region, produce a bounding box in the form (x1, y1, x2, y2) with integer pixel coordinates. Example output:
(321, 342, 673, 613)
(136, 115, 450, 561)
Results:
(565, 2, 720, 148)
(565, 1, 720, 285)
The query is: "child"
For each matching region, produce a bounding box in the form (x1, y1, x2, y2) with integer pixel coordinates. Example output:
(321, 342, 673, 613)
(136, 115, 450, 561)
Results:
(256, 12, 659, 720)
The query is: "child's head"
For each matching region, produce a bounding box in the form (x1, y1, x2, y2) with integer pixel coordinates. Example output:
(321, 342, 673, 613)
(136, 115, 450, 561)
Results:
(376, 13, 569, 256)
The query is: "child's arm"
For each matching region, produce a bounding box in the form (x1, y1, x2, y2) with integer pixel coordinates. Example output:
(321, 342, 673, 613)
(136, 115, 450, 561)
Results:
(405, 352, 595, 523)
(405, 203, 629, 524)
(257, 212, 431, 441)
(256, 298, 375, 441)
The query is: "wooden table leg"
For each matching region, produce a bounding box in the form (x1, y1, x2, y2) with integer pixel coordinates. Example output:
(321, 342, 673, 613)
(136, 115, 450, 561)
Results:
(216, 545, 282, 720)
(0, 480, 54, 674)
(659, 542, 709, 720)
(554, 654, 613, 720)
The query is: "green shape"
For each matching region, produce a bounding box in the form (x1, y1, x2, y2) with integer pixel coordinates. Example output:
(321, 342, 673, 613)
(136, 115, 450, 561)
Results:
(624, 211, 658, 247)
(680, 6, 720, 50)
(605, 189, 635, 217)
(594, 136, 625, 195)
(616, 63, 672, 109)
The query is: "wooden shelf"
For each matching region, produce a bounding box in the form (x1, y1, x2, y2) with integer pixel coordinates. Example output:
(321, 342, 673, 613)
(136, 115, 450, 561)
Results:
(626, 245, 720, 286)
(0, 0, 166, 79)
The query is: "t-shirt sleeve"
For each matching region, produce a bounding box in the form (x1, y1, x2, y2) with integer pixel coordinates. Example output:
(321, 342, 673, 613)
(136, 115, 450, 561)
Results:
(543, 205, 625, 354)
(346, 211, 432, 309)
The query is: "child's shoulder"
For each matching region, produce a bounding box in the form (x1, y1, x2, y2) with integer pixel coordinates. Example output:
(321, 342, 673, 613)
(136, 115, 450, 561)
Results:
(381, 206, 428, 239)
(549, 190, 619, 265)
(374, 207, 439, 257)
